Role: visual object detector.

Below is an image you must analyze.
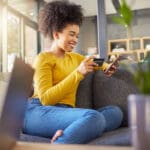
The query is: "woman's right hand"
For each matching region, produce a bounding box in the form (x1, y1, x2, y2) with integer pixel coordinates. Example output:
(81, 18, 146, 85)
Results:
(77, 56, 98, 76)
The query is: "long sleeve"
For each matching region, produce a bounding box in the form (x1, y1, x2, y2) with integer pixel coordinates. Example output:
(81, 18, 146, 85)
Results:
(32, 52, 84, 106)
(32, 52, 109, 107)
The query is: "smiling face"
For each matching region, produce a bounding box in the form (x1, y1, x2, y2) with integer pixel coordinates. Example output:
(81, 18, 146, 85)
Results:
(53, 24, 80, 53)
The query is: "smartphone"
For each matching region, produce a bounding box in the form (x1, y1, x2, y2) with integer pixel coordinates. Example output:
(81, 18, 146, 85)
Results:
(104, 55, 125, 74)
(93, 58, 104, 66)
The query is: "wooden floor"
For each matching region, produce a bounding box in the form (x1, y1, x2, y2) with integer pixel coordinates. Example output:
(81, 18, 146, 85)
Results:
(14, 142, 134, 150)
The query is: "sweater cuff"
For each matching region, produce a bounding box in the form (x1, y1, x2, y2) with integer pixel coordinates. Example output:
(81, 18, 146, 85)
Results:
(76, 70, 84, 80)
(101, 62, 110, 71)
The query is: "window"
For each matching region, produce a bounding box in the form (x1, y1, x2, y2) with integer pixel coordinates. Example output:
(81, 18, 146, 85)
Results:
(0, 0, 40, 72)
(7, 12, 20, 71)
(8, 0, 38, 22)
(42, 35, 52, 51)
(25, 25, 37, 65)
(0, 4, 2, 71)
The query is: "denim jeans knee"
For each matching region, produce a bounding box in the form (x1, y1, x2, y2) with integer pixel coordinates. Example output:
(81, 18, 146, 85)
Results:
(97, 105, 123, 132)
(54, 109, 106, 144)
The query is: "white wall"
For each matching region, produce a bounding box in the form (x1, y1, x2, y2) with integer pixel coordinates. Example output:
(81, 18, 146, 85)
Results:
(45, 0, 150, 16)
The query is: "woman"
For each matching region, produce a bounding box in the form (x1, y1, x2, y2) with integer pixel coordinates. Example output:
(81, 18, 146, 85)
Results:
(23, 0, 123, 144)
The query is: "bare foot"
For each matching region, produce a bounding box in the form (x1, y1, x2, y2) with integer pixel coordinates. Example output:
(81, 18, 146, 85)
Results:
(51, 130, 63, 143)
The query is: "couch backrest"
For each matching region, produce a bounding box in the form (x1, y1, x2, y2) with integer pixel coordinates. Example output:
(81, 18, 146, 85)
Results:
(76, 72, 94, 108)
(92, 68, 139, 127)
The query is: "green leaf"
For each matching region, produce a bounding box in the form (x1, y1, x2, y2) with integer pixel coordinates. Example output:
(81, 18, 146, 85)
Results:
(119, 0, 133, 26)
(112, 16, 127, 27)
(132, 56, 150, 94)
(112, 0, 133, 27)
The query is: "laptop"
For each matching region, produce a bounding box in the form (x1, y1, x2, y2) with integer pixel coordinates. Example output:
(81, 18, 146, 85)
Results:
(0, 57, 34, 150)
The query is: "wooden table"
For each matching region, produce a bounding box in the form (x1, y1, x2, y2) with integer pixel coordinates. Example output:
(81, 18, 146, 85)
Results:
(14, 142, 134, 150)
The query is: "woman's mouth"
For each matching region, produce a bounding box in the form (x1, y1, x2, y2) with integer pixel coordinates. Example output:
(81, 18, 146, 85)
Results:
(69, 42, 76, 49)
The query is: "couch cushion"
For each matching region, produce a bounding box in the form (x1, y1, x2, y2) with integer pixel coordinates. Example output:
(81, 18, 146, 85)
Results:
(20, 128, 131, 145)
(92, 68, 139, 126)
(19, 133, 50, 143)
(76, 72, 94, 108)
(88, 127, 132, 146)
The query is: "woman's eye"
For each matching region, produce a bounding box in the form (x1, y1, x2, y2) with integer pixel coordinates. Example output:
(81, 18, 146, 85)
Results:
(76, 35, 79, 39)
(69, 34, 74, 36)
(69, 34, 79, 39)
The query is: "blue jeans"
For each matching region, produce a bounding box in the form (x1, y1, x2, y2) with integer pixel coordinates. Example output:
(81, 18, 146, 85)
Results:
(23, 98, 123, 144)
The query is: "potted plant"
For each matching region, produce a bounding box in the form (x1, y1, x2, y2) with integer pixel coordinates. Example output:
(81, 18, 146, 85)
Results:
(123, 53, 150, 93)
(126, 53, 150, 150)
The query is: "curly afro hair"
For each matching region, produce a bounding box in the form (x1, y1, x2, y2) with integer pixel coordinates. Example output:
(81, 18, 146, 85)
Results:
(38, 0, 83, 39)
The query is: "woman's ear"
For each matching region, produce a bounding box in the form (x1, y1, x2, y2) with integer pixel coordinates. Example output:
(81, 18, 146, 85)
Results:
(53, 31, 59, 40)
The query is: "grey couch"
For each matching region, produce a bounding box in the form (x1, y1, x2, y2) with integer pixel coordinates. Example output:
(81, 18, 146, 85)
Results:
(19, 68, 139, 145)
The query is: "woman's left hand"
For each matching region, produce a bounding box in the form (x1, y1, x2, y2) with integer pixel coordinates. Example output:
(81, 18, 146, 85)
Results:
(104, 63, 118, 77)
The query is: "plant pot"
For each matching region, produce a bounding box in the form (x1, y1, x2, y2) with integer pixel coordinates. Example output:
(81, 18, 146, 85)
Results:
(128, 94, 150, 150)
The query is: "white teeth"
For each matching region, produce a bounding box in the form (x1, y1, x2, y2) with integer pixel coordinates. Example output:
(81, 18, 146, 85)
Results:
(70, 44, 74, 47)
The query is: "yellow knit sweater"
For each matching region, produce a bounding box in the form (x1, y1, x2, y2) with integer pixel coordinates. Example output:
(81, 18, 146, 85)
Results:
(32, 52, 108, 107)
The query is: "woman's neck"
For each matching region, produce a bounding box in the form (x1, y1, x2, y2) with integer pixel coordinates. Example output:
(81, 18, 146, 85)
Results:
(49, 43, 65, 58)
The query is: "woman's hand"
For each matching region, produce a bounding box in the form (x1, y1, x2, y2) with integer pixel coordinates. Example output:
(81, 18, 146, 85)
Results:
(77, 56, 97, 76)
(104, 64, 117, 76)
(104, 60, 119, 77)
